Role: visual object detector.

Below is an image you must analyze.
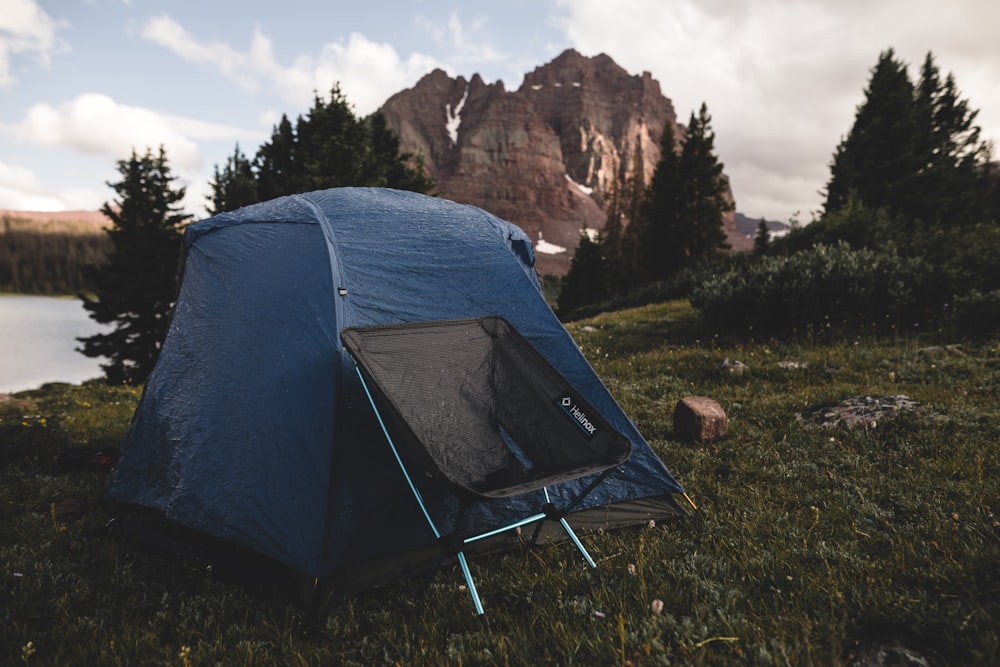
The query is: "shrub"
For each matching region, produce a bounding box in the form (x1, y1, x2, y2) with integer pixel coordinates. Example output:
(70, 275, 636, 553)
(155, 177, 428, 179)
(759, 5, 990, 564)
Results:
(690, 242, 930, 337)
(949, 289, 1000, 340)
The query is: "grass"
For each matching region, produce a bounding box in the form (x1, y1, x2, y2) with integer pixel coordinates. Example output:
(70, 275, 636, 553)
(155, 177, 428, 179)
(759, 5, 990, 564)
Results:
(2, 300, 998, 665)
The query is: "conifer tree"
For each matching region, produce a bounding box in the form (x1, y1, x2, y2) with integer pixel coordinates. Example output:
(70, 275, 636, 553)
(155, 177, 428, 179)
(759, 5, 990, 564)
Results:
(367, 111, 436, 192)
(298, 85, 369, 190)
(255, 114, 300, 201)
(824, 49, 919, 217)
(823, 49, 992, 233)
(675, 103, 732, 259)
(754, 219, 771, 253)
(637, 122, 684, 283)
(638, 106, 731, 284)
(78, 147, 190, 385)
(911, 52, 990, 225)
(207, 144, 257, 215)
(557, 229, 607, 320)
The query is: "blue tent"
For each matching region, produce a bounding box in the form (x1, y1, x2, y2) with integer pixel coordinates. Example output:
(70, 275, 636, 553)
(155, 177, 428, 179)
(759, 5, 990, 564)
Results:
(105, 187, 684, 598)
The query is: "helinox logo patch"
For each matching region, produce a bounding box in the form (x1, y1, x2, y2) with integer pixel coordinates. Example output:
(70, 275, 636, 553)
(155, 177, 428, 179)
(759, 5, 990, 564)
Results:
(555, 393, 600, 439)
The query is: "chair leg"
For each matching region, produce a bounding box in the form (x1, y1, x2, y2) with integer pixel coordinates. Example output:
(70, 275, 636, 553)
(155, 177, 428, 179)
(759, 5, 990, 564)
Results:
(557, 517, 597, 568)
(542, 486, 598, 568)
(456, 551, 485, 616)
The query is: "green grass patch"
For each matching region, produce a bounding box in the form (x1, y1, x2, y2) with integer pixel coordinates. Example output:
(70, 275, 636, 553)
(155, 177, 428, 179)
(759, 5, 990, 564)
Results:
(2, 303, 998, 665)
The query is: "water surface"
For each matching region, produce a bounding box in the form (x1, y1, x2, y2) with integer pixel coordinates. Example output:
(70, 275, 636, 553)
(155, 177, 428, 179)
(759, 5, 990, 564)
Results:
(0, 295, 111, 394)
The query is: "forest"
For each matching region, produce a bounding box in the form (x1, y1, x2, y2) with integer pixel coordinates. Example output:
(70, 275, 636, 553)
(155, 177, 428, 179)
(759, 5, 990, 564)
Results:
(0, 215, 108, 295)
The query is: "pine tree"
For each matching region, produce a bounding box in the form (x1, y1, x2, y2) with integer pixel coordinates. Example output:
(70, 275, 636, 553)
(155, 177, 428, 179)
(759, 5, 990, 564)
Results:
(822, 49, 993, 238)
(366, 111, 436, 192)
(78, 147, 190, 385)
(911, 52, 990, 225)
(754, 219, 771, 253)
(557, 229, 607, 320)
(207, 144, 257, 215)
(824, 49, 919, 217)
(637, 122, 684, 283)
(255, 114, 300, 201)
(675, 103, 732, 259)
(298, 85, 369, 190)
(638, 106, 731, 284)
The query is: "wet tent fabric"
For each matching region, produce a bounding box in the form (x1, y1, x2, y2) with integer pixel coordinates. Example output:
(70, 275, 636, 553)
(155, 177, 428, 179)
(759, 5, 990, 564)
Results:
(105, 187, 684, 581)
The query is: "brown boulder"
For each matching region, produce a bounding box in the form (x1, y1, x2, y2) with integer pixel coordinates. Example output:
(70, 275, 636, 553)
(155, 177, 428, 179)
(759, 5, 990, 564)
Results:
(673, 396, 729, 443)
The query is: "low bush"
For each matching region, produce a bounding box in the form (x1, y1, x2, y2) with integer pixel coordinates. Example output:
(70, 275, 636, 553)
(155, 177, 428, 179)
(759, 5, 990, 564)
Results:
(690, 242, 931, 338)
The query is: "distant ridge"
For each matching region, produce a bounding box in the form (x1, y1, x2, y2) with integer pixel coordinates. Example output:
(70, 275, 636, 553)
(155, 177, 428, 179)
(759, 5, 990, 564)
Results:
(1, 209, 110, 233)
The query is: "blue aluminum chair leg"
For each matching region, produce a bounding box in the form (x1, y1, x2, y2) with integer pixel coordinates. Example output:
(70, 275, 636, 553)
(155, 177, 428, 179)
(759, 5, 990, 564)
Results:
(543, 487, 597, 568)
(558, 517, 597, 568)
(456, 551, 485, 616)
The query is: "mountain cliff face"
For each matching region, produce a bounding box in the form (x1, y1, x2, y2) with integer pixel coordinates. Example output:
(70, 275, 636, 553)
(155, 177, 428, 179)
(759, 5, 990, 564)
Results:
(380, 49, 750, 276)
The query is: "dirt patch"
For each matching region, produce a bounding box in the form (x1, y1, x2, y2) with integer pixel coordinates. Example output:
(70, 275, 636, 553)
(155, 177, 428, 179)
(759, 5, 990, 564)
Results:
(797, 395, 919, 429)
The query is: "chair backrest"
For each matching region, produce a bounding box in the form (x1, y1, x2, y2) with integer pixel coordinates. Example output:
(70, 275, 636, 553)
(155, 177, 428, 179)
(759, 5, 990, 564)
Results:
(341, 317, 632, 499)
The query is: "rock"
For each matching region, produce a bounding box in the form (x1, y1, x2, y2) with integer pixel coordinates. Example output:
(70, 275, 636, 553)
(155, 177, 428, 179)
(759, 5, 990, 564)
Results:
(845, 639, 936, 667)
(380, 49, 750, 277)
(797, 395, 919, 429)
(721, 357, 748, 374)
(673, 396, 729, 443)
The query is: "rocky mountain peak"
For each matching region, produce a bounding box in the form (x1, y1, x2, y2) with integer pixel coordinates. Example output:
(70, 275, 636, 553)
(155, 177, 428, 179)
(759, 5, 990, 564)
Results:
(380, 49, 749, 276)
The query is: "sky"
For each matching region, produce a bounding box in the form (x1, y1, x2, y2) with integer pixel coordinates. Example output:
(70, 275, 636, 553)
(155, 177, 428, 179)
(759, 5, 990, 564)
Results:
(2, 0, 999, 224)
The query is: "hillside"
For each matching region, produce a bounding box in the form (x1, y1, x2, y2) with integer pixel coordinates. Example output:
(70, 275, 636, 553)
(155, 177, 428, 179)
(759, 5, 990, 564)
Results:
(1, 211, 110, 294)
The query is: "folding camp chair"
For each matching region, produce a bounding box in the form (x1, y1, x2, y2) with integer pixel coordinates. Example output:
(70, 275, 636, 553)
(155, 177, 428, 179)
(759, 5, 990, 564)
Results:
(341, 316, 632, 615)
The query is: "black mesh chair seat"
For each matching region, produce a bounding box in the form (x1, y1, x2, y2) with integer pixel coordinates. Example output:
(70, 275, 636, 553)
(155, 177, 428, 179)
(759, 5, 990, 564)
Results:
(341, 316, 633, 615)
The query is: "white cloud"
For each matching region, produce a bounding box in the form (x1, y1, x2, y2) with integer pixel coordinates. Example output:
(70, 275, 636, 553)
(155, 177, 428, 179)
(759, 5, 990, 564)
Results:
(140, 15, 439, 116)
(0, 0, 67, 87)
(13, 93, 201, 169)
(141, 14, 262, 92)
(310, 32, 439, 115)
(0, 160, 102, 211)
(423, 12, 506, 68)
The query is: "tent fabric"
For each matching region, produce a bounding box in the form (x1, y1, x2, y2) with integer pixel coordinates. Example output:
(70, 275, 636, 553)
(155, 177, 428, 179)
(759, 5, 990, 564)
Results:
(105, 187, 684, 583)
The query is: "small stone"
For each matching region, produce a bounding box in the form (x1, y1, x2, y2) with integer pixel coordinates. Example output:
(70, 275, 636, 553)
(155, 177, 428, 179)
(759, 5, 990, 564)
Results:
(673, 396, 729, 443)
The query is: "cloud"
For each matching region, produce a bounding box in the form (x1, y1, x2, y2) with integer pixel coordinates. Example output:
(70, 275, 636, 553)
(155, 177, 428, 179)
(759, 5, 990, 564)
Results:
(417, 11, 507, 72)
(0, 160, 101, 211)
(13, 93, 203, 169)
(310, 33, 439, 115)
(141, 14, 263, 92)
(0, 0, 68, 87)
(11, 93, 256, 173)
(141, 15, 439, 116)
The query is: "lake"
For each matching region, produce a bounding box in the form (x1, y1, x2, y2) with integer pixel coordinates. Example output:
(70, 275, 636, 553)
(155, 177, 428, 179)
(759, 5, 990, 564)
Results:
(0, 295, 111, 394)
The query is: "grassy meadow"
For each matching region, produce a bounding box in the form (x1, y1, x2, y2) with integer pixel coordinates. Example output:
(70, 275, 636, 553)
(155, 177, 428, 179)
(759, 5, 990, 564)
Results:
(1, 300, 998, 665)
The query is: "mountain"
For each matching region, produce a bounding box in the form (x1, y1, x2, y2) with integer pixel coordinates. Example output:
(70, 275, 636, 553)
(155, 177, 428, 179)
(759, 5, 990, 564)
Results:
(380, 48, 751, 276)
(734, 213, 791, 239)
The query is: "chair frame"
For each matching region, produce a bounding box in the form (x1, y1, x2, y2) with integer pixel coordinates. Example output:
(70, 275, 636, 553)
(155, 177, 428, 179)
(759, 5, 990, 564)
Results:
(353, 363, 619, 616)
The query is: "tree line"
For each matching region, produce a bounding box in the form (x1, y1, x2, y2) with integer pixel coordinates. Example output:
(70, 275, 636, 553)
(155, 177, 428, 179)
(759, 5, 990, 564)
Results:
(0, 217, 109, 295)
(207, 85, 433, 214)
